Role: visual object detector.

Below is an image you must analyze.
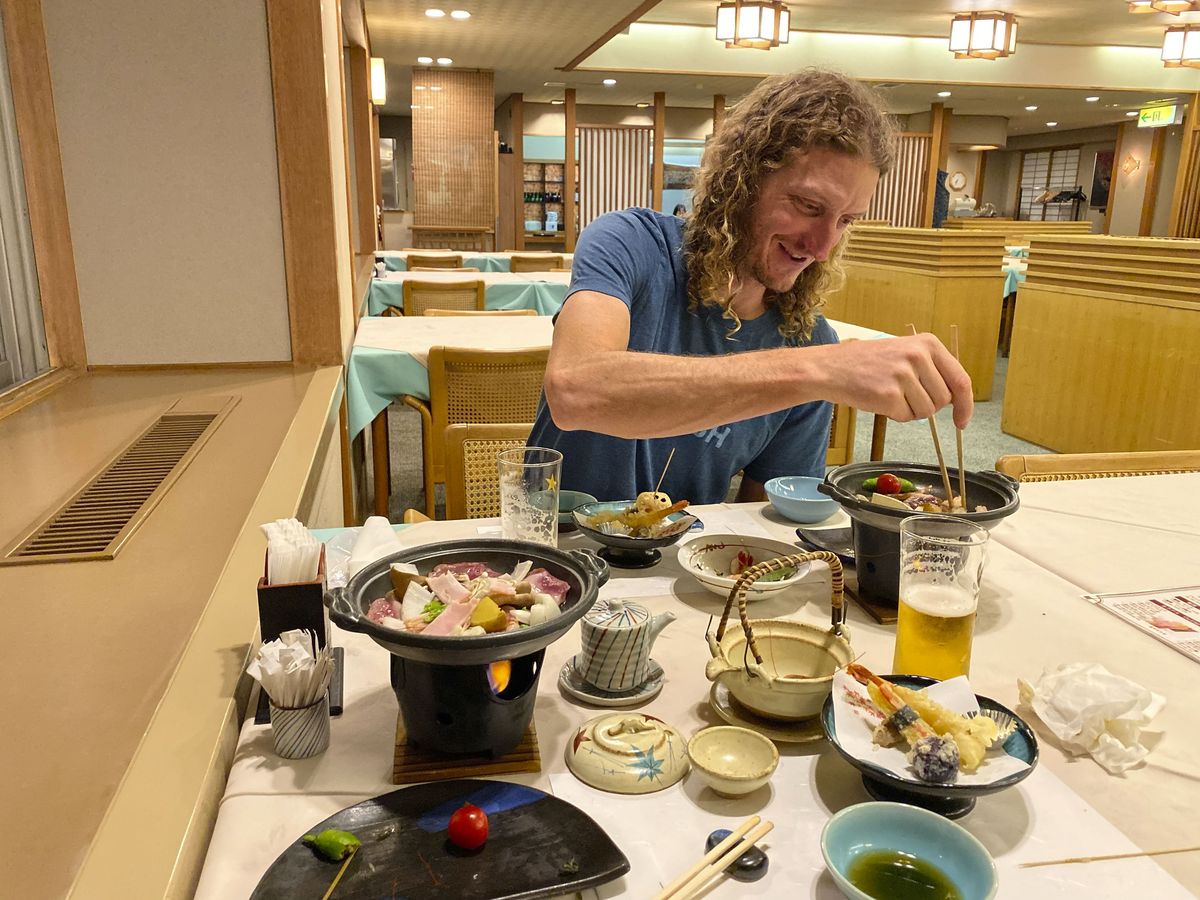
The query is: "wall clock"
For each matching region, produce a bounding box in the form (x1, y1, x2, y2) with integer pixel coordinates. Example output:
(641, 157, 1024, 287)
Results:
(948, 170, 968, 191)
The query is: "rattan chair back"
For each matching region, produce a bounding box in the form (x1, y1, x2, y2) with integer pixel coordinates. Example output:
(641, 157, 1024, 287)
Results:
(402, 279, 486, 316)
(825, 404, 857, 467)
(424, 308, 538, 317)
(995, 450, 1200, 482)
(407, 254, 464, 268)
(444, 423, 533, 519)
(510, 254, 563, 273)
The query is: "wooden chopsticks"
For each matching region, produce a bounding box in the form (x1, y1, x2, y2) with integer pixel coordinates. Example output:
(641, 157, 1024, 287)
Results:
(907, 324, 955, 504)
(653, 816, 775, 900)
(1018, 844, 1200, 869)
(950, 324, 967, 509)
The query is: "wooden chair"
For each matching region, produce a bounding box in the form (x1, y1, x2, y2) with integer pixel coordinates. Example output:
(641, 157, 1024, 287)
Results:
(994, 450, 1200, 482)
(826, 403, 858, 467)
(410, 266, 480, 272)
(402, 347, 550, 517)
(444, 423, 533, 519)
(402, 279, 485, 316)
(424, 308, 538, 317)
(407, 254, 463, 268)
(401, 247, 451, 252)
(510, 254, 563, 273)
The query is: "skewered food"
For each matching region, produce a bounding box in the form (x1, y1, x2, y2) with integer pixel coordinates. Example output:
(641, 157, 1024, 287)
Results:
(584, 494, 691, 538)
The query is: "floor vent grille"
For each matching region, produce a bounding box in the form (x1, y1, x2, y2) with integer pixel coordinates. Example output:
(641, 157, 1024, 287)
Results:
(1, 397, 235, 566)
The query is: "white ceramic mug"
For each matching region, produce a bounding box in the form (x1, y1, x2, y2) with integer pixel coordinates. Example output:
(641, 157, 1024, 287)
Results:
(579, 598, 675, 693)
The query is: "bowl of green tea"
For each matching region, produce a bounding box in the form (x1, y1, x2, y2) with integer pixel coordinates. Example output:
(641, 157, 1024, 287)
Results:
(821, 802, 997, 900)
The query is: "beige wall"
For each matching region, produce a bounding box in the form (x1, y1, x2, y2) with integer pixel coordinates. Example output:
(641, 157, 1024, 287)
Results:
(946, 149, 981, 206)
(1152, 125, 1186, 236)
(42, 0, 290, 365)
(1109, 124, 1157, 236)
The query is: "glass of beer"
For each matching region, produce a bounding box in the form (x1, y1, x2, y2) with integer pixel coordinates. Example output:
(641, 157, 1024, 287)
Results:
(892, 515, 988, 680)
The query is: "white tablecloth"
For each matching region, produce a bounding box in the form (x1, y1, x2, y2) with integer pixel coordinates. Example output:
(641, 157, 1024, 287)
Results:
(378, 270, 572, 287)
(196, 489, 1198, 898)
(354, 316, 555, 366)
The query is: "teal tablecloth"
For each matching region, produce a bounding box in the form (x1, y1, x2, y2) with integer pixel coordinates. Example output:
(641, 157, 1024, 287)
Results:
(377, 253, 509, 273)
(346, 345, 431, 438)
(368, 279, 568, 316)
(1003, 265, 1027, 296)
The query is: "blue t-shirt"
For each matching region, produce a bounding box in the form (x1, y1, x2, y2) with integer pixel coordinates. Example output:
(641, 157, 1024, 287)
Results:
(529, 208, 837, 505)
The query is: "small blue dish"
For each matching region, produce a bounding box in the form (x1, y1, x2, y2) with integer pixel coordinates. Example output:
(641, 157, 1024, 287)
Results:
(557, 490, 598, 531)
(572, 500, 697, 569)
(821, 674, 1038, 819)
(822, 801, 998, 900)
(765, 476, 839, 524)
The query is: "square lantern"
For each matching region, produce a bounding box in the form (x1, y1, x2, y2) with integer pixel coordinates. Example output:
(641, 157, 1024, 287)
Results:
(1162, 23, 1200, 67)
(716, 1, 791, 50)
(948, 11, 1018, 60)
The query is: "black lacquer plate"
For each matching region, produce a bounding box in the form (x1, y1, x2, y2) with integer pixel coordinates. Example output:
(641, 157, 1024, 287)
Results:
(251, 779, 629, 899)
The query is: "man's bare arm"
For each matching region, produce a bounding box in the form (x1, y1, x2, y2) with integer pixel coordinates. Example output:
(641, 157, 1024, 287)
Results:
(543, 292, 974, 438)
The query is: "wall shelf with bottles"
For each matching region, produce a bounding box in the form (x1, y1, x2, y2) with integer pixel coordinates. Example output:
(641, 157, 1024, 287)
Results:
(523, 160, 566, 231)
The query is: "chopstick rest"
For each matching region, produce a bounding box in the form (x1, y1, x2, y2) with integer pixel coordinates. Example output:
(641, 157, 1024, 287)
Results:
(704, 828, 769, 881)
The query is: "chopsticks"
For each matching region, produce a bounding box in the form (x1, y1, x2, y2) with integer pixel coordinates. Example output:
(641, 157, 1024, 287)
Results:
(653, 816, 774, 900)
(654, 447, 677, 495)
(950, 324, 967, 509)
(320, 846, 358, 900)
(907, 324, 955, 504)
(1018, 844, 1200, 869)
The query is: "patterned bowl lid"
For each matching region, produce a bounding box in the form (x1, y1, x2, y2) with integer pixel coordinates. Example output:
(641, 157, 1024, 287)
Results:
(583, 597, 649, 629)
(564, 712, 689, 794)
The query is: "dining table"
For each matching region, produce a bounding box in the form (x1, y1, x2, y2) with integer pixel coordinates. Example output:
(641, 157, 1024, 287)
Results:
(369, 270, 573, 317)
(376, 249, 574, 273)
(194, 475, 1199, 898)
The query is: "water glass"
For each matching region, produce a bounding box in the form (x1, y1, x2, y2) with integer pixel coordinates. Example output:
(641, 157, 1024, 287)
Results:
(498, 447, 561, 548)
(892, 515, 988, 680)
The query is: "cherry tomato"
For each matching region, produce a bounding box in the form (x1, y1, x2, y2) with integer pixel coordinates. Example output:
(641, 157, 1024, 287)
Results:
(876, 473, 902, 494)
(448, 803, 489, 850)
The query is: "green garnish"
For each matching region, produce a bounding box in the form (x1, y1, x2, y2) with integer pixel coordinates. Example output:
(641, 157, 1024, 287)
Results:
(421, 599, 447, 622)
(302, 829, 361, 861)
(757, 567, 796, 583)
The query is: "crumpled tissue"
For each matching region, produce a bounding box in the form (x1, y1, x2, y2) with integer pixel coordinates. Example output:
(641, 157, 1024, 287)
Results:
(347, 515, 403, 577)
(247, 629, 332, 709)
(1017, 662, 1165, 775)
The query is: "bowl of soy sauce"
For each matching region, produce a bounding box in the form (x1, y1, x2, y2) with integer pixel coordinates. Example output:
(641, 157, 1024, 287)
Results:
(821, 801, 997, 900)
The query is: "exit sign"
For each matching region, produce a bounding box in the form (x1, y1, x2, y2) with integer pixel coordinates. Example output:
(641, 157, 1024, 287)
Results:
(1137, 105, 1178, 128)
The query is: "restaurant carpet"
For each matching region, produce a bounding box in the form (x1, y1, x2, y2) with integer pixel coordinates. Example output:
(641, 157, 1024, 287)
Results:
(376, 356, 1048, 521)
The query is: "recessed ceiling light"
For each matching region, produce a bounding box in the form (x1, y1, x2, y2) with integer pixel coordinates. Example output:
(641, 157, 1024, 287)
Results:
(544, 81, 565, 87)
(429, 86, 442, 91)
(603, 78, 617, 86)
(414, 85, 426, 91)
(450, 9, 471, 18)
(410, 104, 419, 109)
(436, 57, 453, 65)
(1046, 121, 1058, 127)
(937, 91, 952, 98)
(417, 56, 433, 64)
(425, 8, 445, 17)
(636, 102, 650, 108)
(551, 99, 564, 105)
(1085, 96, 1100, 102)
(1025, 105, 1038, 111)
(1126, 111, 1138, 116)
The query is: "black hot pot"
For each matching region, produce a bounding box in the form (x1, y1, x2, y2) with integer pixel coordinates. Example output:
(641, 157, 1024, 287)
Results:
(818, 461, 1020, 606)
(326, 539, 608, 755)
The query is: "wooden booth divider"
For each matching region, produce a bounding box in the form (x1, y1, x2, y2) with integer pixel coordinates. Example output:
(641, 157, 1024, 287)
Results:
(1002, 234, 1200, 453)
(824, 226, 1006, 400)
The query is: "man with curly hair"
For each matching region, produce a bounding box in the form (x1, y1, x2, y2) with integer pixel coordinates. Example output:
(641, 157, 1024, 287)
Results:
(529, 68, 972, 504)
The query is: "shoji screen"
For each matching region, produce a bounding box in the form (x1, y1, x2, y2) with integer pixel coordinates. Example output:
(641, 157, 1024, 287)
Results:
(411, 68, 495, 230)
(867, 133, 930, 227)
(577, 124, 653, 228)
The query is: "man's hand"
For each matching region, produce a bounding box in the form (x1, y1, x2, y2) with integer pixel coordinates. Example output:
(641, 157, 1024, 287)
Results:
(807, 333, 974, 428)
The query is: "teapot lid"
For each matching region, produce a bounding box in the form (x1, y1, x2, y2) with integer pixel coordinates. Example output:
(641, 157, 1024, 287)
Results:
(564, 713, 689, 794)
(584, 597, 648, 628)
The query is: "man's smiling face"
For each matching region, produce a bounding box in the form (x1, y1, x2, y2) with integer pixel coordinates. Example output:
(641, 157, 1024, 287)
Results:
(743, 147, 880, 294)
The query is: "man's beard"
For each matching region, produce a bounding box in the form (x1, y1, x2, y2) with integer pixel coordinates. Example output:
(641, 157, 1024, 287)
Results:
(749, 257, 804, 296)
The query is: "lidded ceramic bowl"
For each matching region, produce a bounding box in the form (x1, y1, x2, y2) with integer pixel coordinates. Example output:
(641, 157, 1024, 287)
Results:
(565, 712, 689, 794)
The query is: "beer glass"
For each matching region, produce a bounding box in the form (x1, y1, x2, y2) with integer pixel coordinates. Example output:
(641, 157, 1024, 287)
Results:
(498, 447, 561, 548)
(892, 515, 988, 680)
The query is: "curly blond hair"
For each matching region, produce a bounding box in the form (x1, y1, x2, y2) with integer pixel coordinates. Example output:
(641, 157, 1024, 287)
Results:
(685, 69, 896, 340)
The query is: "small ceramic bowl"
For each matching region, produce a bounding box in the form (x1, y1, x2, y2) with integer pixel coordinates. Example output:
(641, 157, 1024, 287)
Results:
(686, 726, 779, 797)
(573, 500, 698, 569)
(765, 475, 839, 524)
(558, 490, 598, 532)
(822, 802, 998, 900)
(676, 533, 812, 597)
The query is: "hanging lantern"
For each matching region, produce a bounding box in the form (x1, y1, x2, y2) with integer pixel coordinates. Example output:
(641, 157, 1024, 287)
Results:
(1162, 24, 1200, 67)
(948, 11, 1018, 60)
(715, 1, 791, 50)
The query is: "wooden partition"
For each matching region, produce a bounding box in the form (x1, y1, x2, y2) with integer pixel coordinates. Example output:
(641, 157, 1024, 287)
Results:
(941, 218, 1094, 244)
(824, 226, 1006, 400)
(1003, 235, 1200, 452)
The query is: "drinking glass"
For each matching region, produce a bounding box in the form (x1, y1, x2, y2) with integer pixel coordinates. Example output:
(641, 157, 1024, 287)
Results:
(892, 515, 988, 680)
(498, 447, 562, 548)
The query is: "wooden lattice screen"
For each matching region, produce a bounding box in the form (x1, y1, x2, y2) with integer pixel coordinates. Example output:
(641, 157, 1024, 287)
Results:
(577, 124, 654, 229)
(1169, 96, 1200, 238)
(411, 68, 495, 244)
(866, 132, 931, 228)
